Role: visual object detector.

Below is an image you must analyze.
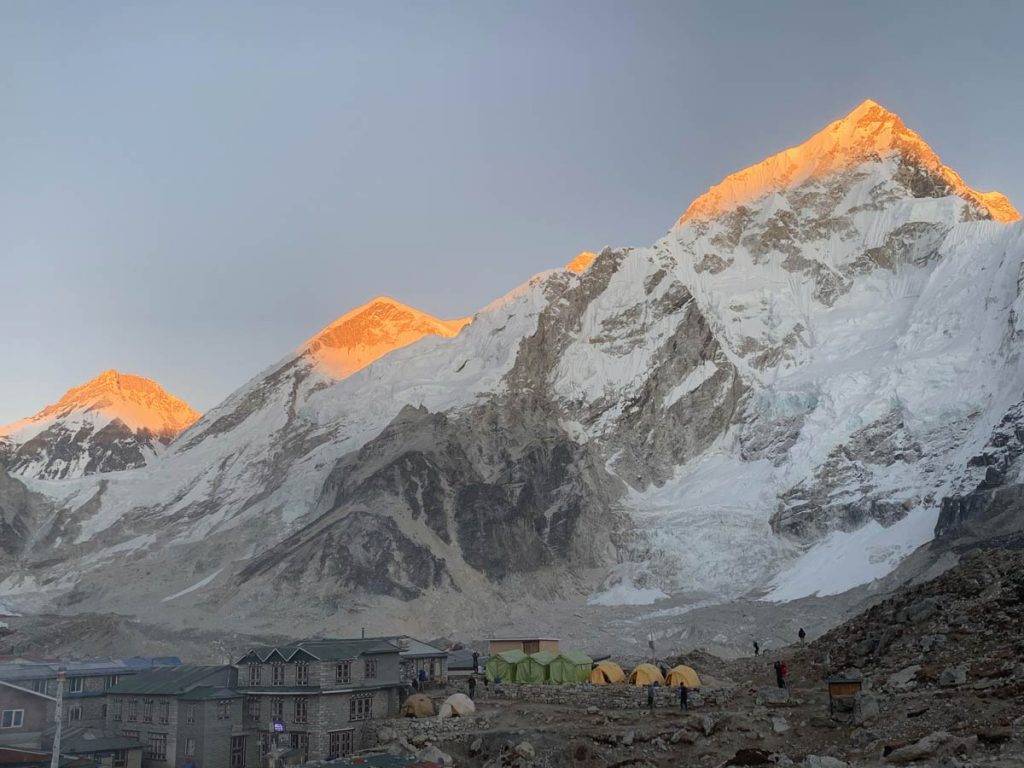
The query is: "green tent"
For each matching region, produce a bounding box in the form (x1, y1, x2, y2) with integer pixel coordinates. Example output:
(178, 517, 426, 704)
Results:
(515, 651, 555, 683)
(484, 650, 527, 683)
(548, 651, 594, 684)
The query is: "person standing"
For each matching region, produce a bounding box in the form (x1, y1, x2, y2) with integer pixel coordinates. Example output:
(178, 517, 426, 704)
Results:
(647, 682, 655, 710)
(780, 660, 789, 688)
(472, 651, 480, 674)
(774, 660, 784, 689)
(679, 685, 689, 711)
(753, 640, 760, 656)
(468, 674, 477, 701)
(798, 627, 806, 643)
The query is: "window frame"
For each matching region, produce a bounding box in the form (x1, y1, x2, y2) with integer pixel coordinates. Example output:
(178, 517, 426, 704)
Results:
(217, 699, 232, 721)
(247, 696, 261, 722)
(126, 699, 138, 722)
(67, 704, 83, 722)
(328, 729, 354, 759)
(248, 663, 262, 686)
(142, 698, 153, 723)
(364, 657, 378, 679)
(293, 697, 308, 724)
(1, 710, 25, 729)
(295, 661, 309, 686)
(145, 732, 168, 761)
(158, 699, 170, 724)
(336, 661, 352, 684)
(67, 677, 85, 694)
(349, 694, 373, 722)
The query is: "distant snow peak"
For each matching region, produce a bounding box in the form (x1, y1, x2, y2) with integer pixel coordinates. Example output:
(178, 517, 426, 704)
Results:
(1, 369, 200, 439)
(565, 251, 597, 273)
(301, 295, 472, 379)
(0, 369, 200, 479)
(677, 98, 1020, 226)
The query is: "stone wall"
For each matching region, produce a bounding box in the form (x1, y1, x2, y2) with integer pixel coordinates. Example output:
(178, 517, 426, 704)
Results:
(485, 683, 708, 710)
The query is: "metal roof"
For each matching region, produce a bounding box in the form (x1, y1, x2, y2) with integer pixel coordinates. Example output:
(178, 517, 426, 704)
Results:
(237, 638, 400, 664)
(64, 734, 144, 754)
(0, 656, 181, 683)
(374, 636, 448, 659)
(106, 666, 233, 696)
(178, 685, 241, 701)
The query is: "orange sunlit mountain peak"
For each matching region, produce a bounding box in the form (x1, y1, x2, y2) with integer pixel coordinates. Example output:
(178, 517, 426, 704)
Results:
(565, 251, 597, 273)
(0, 369, 200, 440)
(677, 99, 1020, 226)
(301, 296, 472, 379)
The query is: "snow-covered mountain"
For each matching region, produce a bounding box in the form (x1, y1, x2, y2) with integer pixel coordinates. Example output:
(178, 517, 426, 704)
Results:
(0, 370, 200, 480)
(3, 99, 1023, 641)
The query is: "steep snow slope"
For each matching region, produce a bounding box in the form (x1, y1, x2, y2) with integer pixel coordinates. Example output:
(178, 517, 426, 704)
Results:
(3, 100, 1022, 638)
(0, 370, 200, 480)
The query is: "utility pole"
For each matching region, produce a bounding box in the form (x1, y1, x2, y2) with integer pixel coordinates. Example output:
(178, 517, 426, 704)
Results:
(50, 668, 65, 768)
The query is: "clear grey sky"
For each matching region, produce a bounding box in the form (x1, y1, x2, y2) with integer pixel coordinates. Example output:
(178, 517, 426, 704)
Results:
(2, 0, 1022, 423)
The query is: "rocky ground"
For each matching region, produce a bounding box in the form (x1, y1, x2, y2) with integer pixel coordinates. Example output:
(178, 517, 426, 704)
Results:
(356, 547, 1024, 768)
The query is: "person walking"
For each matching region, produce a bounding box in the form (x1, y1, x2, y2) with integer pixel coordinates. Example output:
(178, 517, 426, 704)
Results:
(468, 674, 477, 701)
(774, 660, 784, 689)
(647, 682, 656, 710)
(679, 685, 689, 711)
(753, 640, 760, 656)
(798, 627, 806, 643)
(472, 651, 480, 674)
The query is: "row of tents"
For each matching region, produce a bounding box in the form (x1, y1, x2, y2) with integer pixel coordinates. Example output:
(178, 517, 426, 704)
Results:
(483, 652, 701, 689)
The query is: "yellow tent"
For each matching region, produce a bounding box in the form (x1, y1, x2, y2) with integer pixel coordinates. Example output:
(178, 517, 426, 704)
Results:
(588, 660, 626, 685)
(665, 665, 702, 688)
(401, 693, 435, 718)
(627, 663, 665, 687)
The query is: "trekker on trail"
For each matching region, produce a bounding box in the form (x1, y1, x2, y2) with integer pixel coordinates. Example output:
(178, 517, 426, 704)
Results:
(468, 674, 477, 700)
(679, 685, 689, 711)
(774, 660, 784, 688)
(780, 660, 789, 688)
(798, 627, 806, 642)
(473, 651, 480, 673)
(753, 640, 760, 656)
(647, 682, 656, 709)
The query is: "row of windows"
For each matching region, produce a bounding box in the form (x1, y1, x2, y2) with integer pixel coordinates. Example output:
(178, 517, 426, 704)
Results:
(25, 674, 122, 696)
(245, 659, 379, 686)
(247, 696, 309, 723)
(111, 698, 170, 723)
(248, 661, 311, 686)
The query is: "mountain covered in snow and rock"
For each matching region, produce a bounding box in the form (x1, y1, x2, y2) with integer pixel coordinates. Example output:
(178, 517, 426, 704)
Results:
(0, 370, 199, 480)
(2, 100, 1023, 647)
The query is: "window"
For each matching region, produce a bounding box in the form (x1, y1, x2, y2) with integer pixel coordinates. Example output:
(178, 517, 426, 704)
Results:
(112, 699, 122, 721)
(247, 696, 261, 722)
(217, 699, 232, 721)
(272, 664, 285, 686)
(142, 698, 153, 723)
(31, 679, 48, 694)
(258, 733, 271, 760)
(67, 705, 82, 722)
(364, 658, 378, 679)
(67, 677, 85, 693)
(294, 697, 308, 724)
(270, 697, 284, 722)
(185, 738, 196, 756)
(112, 750, 127, 768)
(289, 733, 309, 756)
(121, 730, 139, 740)
(145, 732, 167, 761)
(336, 662, 351, 684)
(328, 730, 354, 759)
(158, 700, 169, 724)
(127, 699, 138, 722)
(106, 675, 120, 689)
(185, 704, 196, 724)
(349, 695, 372, 721)
(230, 735, 246, 768)
(248, 664, 261, 686)
(295, 661, 309, 685)
(1, 710, 25, 729)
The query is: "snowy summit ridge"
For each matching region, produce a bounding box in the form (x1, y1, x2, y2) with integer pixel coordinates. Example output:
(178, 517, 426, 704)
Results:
(678, 99, 1020, 226)
(300, 296, 471, 379)
(0, 369, 199, 479)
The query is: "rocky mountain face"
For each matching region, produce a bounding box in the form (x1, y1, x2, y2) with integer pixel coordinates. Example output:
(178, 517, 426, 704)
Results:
(0, 370, 200, 480)
(3, 100, 1023, 641)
